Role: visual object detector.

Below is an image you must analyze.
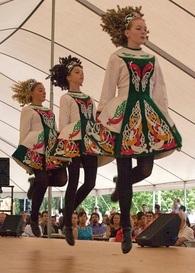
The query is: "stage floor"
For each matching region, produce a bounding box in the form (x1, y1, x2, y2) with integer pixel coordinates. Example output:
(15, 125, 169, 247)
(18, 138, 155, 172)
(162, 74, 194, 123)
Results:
(0, 237, 194, 273)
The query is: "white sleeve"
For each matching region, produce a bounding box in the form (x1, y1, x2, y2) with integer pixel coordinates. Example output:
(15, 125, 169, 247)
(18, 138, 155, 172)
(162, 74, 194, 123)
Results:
(19, 107, 32, 144)
(98, 53, 120, 112)
(150, 57, 169, 113)
(58, 94, 71, 133)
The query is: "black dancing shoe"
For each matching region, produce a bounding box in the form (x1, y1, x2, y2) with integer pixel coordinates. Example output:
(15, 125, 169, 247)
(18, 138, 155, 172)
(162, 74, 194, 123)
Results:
(121, 227, 132, 254)
(65, 227, 75, 246)
(110, 189, 119, 202)
(27, 177, 36, 200)
(30, 220, 41, 237)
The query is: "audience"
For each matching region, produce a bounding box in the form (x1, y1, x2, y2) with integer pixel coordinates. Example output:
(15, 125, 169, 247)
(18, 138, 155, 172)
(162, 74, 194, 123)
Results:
(146, 211, 155, 226)
(72, 212, 78, 229)
(172, 198, 180, 213)
(174, 211, 194, 246)
(106, 212, 121, 238)
(154, 204, 162, 214)
(39, 211, 55, 235)
(141, 204, 148, 214)
(73, 211, 93, 240)
(90, 213, 106, 236)
(0, 212, 7, 229)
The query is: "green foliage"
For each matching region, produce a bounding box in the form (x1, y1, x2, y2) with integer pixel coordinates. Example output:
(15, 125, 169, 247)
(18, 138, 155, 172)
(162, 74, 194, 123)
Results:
(13, 188, 195, 216)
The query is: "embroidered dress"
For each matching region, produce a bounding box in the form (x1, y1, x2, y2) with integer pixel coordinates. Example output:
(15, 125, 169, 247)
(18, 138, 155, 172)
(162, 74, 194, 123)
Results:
(55, 92, 95, 157)
(87, 47, 182, 159)
(12, 105, 67, 173)
(55, 92, 113, 166)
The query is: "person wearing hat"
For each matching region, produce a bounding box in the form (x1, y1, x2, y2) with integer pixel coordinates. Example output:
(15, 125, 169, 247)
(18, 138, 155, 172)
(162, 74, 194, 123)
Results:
(94, 206, 102, 223)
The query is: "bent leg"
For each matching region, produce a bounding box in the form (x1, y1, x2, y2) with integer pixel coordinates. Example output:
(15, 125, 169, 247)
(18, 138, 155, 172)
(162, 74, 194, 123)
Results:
(131, 155, 154, 184)
(48, 167, 67, 187)
(111, 155, 154, 202)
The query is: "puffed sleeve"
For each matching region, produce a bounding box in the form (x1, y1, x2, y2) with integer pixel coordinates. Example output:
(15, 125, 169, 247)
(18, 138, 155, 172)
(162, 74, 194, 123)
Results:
(19, 107, 32, 144)
(58, 94, 71, 133)
(150, 57, 169, 113)
(98, 53, 120, 112)
(150, 57, 174, 126)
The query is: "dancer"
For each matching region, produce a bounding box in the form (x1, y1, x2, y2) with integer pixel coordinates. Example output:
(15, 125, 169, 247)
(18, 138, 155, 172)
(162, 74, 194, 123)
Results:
(49, 56, 99, 246)
(87, 6, 182, 253)
(12, 79, 68, 237)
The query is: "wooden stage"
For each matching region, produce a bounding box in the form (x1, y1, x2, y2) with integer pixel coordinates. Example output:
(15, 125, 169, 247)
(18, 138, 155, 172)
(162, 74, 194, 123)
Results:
(0, 237, 194, 273)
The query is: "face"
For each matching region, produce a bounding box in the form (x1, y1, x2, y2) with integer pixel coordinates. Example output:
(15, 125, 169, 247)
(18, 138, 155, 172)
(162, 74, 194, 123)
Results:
(142, 205, 147, 212)
(146, 213, 154, 223)
(91, 214, 99, 224)
(113, 214, 120, 224)
(72, 213, 78, 225)
(125, 18, 147, 48)
(67, 66, 84, 87)
(79, 213, 87, 224)
(42, 213, 48, 223)
(0, 213, 6, 223)
(138, 216, 147, 227)
(31, 83, 46, 105)
(51, 218, 56, 225)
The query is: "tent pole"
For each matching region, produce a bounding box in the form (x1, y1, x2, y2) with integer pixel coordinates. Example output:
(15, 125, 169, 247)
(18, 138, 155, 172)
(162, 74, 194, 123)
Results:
(47, 0, 56, 238)
(184, 181, 187, 208)
(152, 189, 155, 212)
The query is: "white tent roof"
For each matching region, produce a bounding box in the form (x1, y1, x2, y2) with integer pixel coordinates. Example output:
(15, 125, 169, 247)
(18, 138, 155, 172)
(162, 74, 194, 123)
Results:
(0, 0, 195, 198)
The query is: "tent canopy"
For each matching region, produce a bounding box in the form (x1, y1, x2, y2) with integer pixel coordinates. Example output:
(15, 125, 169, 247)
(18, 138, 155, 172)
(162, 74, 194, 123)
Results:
(0, 0, 195, 198)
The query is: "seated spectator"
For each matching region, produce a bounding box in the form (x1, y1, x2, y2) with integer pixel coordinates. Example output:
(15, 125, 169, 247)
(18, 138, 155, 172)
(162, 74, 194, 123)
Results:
(179, 205, 191, 227)
(22, 224, 43, 237)
(116, 215, 134, 243)
(102, 214, 110, 226)
(154, 212, 161, 220)
(73, 211, 93, 240)
(72, 212, 78, 229)
(146, 211, 155, 225)
(51, 216, 60, 233)
(106, 212, 121, 238)
(20, 211, 29, 233)
(133, 212, 148, 239)
(154, 204, 162, 214)
(0, 212, 7, 229)
(39, 211, 55, 236)
(90, 212, 106, 236)
(174, 211, 194, 246)
(191, 225, 195, 239)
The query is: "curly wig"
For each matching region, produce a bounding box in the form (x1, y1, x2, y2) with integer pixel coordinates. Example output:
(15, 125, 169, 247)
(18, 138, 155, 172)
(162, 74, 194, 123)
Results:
(100, 5, 144, 47)
(12, 79, 39, 106)
(49, 55, 82, 90)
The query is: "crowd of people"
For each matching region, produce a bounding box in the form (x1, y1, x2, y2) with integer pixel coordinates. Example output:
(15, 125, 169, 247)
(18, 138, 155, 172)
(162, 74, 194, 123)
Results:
(1, 199, 195, 248)
(6, 5, 183, 254)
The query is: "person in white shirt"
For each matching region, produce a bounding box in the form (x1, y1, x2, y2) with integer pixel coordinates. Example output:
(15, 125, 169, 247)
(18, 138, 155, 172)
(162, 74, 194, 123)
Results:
(175, 211, 194, 246)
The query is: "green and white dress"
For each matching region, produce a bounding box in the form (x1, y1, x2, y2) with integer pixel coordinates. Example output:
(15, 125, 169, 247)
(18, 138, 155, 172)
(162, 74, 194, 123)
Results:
(55, 92, 96, 157)
(87, 47, 182, 159)
(55, 91, 113, 167)
(12, 105, 68, 173)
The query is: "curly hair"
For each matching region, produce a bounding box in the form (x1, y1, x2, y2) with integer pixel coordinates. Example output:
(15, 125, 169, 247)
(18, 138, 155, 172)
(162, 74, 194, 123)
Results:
(100, 5, 144, 47)
(49, 55, 82, 90)
(12, 79, 40, 106)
